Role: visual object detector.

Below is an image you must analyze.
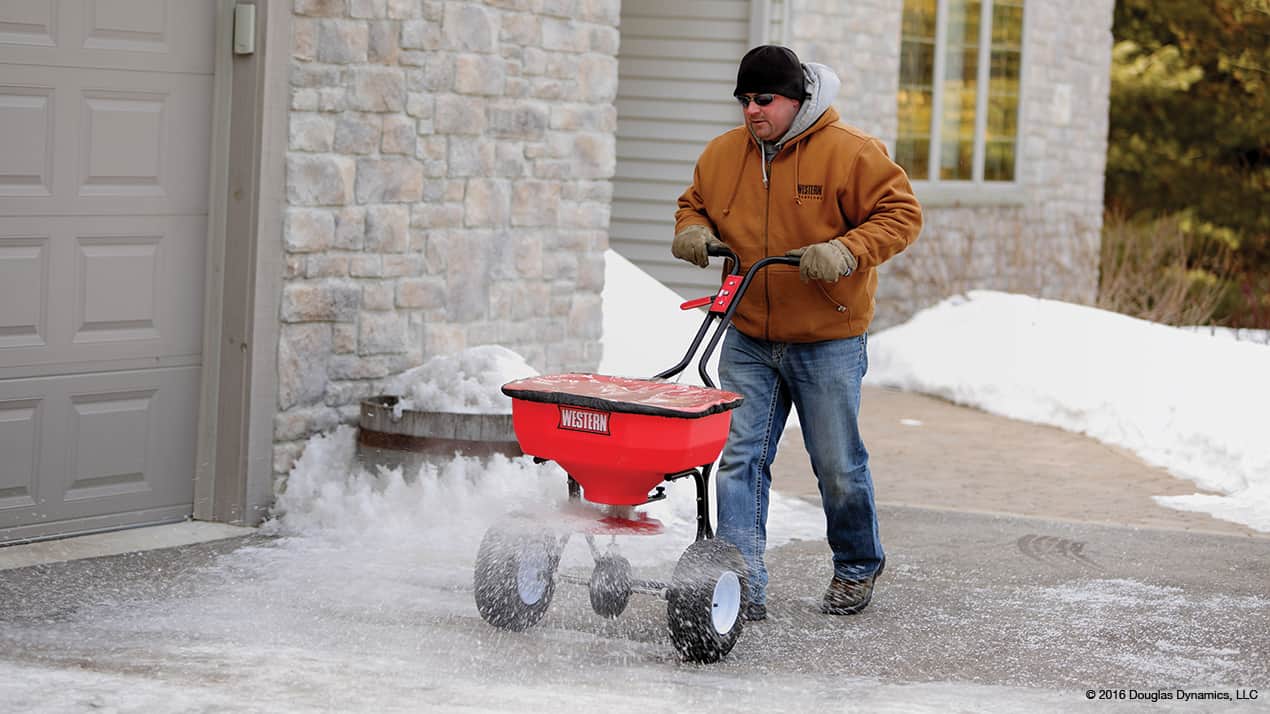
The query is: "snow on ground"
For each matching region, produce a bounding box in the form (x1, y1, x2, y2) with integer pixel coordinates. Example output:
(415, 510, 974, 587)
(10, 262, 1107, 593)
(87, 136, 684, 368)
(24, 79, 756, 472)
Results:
(866, 290, 1270, 532)
(599, 249, 723, 384)
(599, 250, 805, 437)
(1185, 325, 1270, 345)
(600, 251, 1270, 532)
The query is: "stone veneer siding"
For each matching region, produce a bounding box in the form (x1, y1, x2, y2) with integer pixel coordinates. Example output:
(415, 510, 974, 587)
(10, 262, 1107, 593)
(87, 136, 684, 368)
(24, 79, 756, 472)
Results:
(785, 0, 1114, 328)
(275, 0, 619, 476)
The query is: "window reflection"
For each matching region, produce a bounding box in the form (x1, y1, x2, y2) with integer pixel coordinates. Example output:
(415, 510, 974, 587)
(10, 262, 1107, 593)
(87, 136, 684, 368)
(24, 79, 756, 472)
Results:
(897, 0, 1023, 183)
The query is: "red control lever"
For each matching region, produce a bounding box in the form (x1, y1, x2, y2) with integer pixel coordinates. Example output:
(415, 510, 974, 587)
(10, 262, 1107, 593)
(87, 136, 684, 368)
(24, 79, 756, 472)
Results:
(679, 296, 713, 310)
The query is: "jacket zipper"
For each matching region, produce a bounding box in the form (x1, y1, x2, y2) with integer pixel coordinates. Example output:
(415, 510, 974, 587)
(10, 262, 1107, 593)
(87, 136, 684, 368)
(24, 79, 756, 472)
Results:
(763, 152, 772, 342)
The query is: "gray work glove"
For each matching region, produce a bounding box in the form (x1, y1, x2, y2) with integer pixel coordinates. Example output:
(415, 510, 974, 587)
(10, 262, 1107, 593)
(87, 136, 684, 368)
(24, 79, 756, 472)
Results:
(785, 240, 857, 283)
(672, 225, 726, 268)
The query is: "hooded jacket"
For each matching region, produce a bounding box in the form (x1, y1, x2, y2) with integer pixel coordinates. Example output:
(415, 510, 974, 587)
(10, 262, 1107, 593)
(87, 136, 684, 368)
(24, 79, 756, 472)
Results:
(675, 63, 922, 343)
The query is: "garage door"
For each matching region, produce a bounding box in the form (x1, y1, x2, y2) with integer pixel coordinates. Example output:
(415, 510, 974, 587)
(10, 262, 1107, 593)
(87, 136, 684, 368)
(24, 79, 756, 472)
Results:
(0, 1, 216, 543)
(612, 0, 755, 298)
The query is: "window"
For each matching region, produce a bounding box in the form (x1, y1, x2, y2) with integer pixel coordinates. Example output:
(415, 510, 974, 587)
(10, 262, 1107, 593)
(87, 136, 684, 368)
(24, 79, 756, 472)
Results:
(896, 0, 1024, 183)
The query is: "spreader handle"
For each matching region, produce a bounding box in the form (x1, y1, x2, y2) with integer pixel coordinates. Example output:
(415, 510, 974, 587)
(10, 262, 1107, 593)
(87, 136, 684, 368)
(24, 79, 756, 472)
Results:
(656, 253, 804, 388)
(706, 242, 737, 258)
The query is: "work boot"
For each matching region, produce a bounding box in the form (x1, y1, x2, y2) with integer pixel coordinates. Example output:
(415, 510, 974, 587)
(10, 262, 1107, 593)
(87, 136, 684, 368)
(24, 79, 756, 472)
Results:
(821, 558, 885, 615)
(743, 602, 767, 621)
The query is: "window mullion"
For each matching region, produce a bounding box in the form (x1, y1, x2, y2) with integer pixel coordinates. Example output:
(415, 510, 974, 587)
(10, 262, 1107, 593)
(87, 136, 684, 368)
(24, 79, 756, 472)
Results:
(972, 0, 992, 182)
(1011, 0, 1029, 184)
(927, 0, 949, 183)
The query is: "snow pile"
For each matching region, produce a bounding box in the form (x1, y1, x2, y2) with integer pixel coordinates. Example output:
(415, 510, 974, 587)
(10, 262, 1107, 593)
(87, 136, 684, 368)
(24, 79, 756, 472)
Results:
(867, 291, 1270, 532)
(600, 249, 800, 429)
(600, 249, 721, 384)
(381, 344, 538, 416)
(1184, 325, 1270, 344)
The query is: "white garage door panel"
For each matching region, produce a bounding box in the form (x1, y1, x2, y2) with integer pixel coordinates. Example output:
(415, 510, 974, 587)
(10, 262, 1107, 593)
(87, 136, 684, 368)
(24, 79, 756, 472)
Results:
(0, 66, 213, 216)
(0, 0, 214, 542)
(0, 397, 40, 509)
(0, 0, 215, 74)
(0, 215, 206, 373)
(0, 366, 199, 536)
(0, 235, 48, 350)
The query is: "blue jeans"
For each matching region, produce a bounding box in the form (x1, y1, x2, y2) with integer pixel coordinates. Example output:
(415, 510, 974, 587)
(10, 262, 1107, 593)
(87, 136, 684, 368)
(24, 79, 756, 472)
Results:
(715, 328, 884, 606)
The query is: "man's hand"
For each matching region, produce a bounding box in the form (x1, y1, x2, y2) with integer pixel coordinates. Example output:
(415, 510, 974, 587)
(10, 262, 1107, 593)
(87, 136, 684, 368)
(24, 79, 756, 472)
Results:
(785, 240, 858, 283)
(672, 225, 726, 268)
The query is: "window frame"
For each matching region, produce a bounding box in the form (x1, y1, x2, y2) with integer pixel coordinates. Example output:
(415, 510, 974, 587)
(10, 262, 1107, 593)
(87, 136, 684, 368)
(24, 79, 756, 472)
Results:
(898, 0, 1029, 205)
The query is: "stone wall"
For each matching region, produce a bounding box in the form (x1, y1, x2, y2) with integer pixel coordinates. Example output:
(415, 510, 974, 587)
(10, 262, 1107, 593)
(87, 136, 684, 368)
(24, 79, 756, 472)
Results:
(787, 0, 901, 143)
(270, 0, 1116, 475)
(785, 0, 1114, 329)
(275, 0, 619, 476)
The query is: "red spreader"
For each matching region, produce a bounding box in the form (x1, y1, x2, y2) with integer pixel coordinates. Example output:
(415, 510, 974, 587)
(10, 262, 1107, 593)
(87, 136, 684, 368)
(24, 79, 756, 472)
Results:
(474, 246, 801, 664)
(501, 374, 743, 506)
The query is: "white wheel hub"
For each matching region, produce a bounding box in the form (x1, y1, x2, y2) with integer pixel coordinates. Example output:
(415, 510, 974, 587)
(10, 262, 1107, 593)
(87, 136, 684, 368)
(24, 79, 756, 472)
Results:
(711, 571, 742, 633)
(516, 541, 550, 605)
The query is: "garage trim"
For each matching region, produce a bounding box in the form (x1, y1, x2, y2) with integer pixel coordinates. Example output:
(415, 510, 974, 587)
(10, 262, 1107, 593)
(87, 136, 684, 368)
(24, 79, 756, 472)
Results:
(194, 0, 289, 526)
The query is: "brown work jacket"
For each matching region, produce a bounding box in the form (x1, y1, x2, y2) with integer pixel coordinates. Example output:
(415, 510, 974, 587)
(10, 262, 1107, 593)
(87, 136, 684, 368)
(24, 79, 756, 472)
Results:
(676, 106, 922, 342)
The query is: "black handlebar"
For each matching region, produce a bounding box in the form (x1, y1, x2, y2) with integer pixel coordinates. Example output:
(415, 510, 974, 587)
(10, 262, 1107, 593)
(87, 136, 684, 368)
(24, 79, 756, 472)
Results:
(705, 242, 737, 262)
(655, 248, 804, 387)
(704, 244, 801, 274)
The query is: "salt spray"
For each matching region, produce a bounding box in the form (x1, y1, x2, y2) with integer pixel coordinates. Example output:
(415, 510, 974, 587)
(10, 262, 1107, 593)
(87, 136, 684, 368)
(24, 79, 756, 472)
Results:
(270, 345, 827, 575)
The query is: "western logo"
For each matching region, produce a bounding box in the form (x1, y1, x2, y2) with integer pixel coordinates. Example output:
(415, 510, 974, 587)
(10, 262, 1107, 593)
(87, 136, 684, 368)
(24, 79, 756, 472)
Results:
(797, 183, 824, 200)
(558, 406, 610, 435)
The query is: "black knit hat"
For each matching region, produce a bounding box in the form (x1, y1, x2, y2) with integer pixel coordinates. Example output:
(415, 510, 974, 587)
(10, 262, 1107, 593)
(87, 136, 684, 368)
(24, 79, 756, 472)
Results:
(734, 45, 806, 100)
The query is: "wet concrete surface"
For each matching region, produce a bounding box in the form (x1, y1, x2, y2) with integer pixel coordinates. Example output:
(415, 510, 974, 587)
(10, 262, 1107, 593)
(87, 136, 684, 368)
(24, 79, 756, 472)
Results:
(2, 385, 1267, 712)
(750, 505, 1269, 690)
(1, 502, 1266, 713)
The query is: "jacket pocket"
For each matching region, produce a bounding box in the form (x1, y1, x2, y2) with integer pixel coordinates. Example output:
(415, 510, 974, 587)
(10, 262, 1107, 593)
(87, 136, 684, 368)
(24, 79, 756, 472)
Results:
(764, 268, 852, 339)
(825, 275, 869, 325)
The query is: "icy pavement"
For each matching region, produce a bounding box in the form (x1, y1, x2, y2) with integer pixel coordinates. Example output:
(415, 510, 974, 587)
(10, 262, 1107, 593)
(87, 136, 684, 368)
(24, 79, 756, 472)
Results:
(3, 449, 1268, 712)
(0, 530, 1075, 714)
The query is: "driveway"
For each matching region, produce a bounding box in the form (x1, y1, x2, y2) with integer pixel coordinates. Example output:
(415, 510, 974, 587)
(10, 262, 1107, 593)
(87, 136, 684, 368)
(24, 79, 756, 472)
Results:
(1, 387, 1265, 713)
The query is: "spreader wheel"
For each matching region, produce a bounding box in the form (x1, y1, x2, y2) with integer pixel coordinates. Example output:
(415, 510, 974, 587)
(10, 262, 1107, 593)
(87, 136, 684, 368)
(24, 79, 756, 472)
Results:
(666, 538, 749, 663)
(473, 527, 559, 631)
(589, 553, 633, 618)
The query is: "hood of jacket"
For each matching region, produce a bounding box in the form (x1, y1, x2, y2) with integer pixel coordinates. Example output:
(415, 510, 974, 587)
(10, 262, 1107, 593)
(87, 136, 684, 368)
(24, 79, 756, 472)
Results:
(758, 62, 842, 161)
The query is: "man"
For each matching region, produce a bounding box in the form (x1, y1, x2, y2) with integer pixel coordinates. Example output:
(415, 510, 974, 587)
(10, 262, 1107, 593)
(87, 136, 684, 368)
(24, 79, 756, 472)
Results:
(672, 45, 922, 621)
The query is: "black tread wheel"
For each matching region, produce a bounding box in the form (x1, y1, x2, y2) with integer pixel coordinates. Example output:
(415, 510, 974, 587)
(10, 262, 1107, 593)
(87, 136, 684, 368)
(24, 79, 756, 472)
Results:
(666, 538, 749, 663)
(589, 553, 633, 618)
(473, 527, 559, 631)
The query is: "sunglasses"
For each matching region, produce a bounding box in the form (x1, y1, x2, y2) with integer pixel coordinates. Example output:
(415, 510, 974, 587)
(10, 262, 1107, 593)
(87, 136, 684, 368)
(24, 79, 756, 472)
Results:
(736, 93, 776, 108)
